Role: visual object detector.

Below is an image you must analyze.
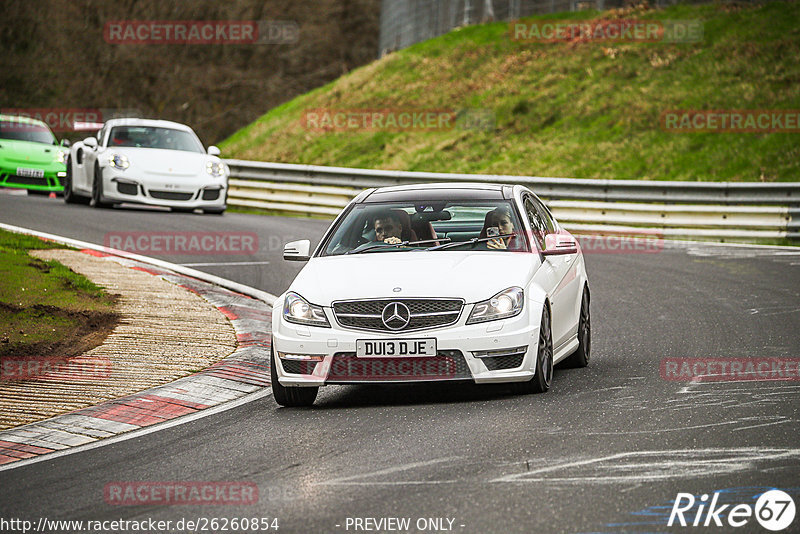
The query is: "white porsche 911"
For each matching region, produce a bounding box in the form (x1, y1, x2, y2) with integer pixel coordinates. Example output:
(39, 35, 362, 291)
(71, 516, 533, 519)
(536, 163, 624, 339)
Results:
(63, 118, 227, 214)
(271, 183, 591, 406)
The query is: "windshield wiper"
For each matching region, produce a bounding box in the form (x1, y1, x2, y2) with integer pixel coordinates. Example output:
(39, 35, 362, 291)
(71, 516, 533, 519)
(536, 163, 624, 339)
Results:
(347, 238, 450, 255)
(426, 234, 514, 251)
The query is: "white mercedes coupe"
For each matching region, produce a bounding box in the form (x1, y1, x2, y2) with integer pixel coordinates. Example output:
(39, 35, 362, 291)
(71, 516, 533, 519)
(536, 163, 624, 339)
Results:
(271, 183, 591, 406)
(63, 118, 227, 214)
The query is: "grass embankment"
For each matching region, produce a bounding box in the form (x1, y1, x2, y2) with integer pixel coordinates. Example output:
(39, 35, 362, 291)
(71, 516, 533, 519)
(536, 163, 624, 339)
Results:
(221, 1, 800, 182)
(0, 230, 117, 366)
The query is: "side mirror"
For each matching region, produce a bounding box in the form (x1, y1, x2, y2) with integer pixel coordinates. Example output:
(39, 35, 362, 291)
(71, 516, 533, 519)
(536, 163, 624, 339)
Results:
(207, 145, 221, 156)
(542, 233, 578, 256)
(284, 240, 311, 261)
(60, 139, 71, 148)
(83, 137, 98, 149)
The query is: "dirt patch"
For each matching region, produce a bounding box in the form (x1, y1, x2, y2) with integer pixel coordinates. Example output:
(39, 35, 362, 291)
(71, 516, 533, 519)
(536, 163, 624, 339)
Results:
(0, 302, 119, 374)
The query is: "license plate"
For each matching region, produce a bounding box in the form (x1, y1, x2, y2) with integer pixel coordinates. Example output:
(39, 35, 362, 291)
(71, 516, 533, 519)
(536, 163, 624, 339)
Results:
(17, 167, 44, 178)
(356, 339, 437, 358)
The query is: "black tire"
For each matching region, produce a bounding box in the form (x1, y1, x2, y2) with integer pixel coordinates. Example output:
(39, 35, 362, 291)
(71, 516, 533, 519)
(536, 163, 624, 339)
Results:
(171, 207, 196, 213)
(270, 343, 318, 407)
(62, 156, 89, 204)
(26, 190, 49, 196)
(562, 287, 591, 368)
(203, 207, 226, 215)
(90, 164, 111, 208)
(517, 305, 553, 394)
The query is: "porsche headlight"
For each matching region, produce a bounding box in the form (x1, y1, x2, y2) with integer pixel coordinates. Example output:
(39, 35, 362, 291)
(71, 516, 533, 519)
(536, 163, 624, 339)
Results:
(466, 287, 524, 324)
(109, 154, 129, 170)
(56, 150, 67, 164)
(206, 161, 226, 177)
(283, 292, 330, 327)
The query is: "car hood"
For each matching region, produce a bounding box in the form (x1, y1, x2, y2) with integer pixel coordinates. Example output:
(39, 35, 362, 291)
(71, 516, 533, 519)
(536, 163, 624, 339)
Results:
(289, 251, 540, 305)
(106, 147, 208, 176)
(0, 139, 60, 165)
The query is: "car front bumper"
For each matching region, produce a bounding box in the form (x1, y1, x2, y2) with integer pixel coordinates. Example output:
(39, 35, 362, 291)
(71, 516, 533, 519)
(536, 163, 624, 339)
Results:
(271, 298, 542, 387)
(100, 168, 227, 208)
(0, 166, 65, 192)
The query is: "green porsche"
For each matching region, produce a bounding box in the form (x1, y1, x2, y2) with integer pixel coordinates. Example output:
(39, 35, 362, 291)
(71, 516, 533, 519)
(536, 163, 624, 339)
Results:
(0, 114, 68, 194)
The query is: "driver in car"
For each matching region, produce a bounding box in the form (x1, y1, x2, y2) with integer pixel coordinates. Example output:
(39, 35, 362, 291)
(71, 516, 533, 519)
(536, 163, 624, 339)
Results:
(373, 212, 404, 245)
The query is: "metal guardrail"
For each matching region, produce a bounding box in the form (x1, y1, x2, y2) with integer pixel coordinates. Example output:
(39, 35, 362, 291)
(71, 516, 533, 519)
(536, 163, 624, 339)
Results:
(225, 159, 800, 243)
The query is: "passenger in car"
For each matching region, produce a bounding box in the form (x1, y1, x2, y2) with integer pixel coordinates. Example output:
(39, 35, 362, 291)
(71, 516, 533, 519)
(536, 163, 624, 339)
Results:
(480, 206, 521, 250)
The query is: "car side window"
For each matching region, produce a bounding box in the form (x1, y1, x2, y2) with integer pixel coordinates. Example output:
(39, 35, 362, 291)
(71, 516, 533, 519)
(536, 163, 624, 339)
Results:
(532, 196, 556, 235)
(97, 127, 107, 147)
(523, 196, 546, 251)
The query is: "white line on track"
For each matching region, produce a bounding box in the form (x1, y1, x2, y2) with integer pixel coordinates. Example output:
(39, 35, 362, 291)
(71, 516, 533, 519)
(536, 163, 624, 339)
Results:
(731, 419, 795, 432)
(181, 261, 271, 266)
(315, 457, 459, 486)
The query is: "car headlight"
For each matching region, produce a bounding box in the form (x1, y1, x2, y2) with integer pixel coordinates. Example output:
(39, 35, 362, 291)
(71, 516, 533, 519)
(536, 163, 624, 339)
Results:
(56, 151, 67, 164)
(283, 292, 330, 327)
(109, 154, 129, 170)
(466, 287, 524, 324)
(206, 161, 226, 177)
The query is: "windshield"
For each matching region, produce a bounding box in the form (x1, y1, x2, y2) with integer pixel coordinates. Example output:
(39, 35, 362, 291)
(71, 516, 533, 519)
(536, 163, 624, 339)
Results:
(321, 200, 529, 256)
(107, 126, 204, 153)
(0, 120, 56, 145)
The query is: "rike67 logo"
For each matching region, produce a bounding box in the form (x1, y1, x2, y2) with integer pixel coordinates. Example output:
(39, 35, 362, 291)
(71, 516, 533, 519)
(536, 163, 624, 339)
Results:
(669, 490, 795, 531)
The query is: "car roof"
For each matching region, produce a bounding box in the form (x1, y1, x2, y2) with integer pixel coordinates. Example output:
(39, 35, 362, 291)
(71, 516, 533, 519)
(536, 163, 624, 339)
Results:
(102, 118, 194, 131)
(362, 182, 511, 203)
(0, 114, 50, 127)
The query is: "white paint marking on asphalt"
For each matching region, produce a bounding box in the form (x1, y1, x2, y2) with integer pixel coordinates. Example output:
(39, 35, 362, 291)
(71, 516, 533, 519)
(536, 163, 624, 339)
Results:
(0, 388, 272, 473)
(180, 261, 271, 267)
(317, 480, 461, 486)
(545, 420, 738, 436)
(491, 448, 800, 484)
(589, 386, 626, 394)
(678, 382, 800, 394)
(492, 453, 630, 483)
(730, 418, 794, 432)
(315, 457, 459, 486)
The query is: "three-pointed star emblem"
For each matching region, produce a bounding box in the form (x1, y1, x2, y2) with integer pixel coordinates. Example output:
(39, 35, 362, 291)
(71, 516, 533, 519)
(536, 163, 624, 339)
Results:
(381, 302, 411, 330)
